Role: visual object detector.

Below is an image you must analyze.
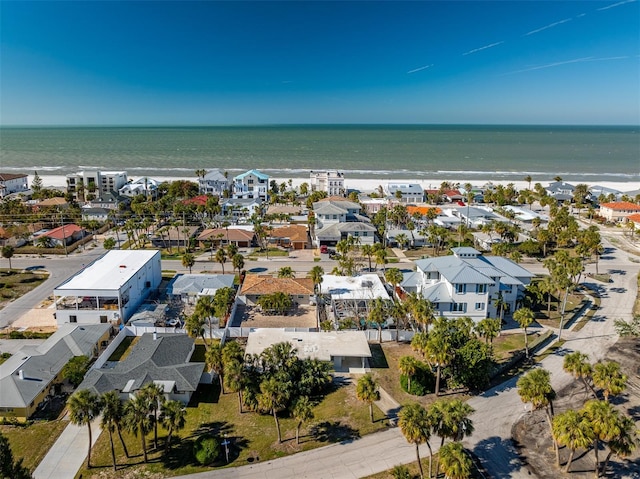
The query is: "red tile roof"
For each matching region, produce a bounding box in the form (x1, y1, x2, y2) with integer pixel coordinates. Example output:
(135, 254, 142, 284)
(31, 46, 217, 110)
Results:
(627, 213, 640, 223)
(43, 224, 84, 240)
(0, 173, 28, 181)
(271, 225, 308, 243)
(182, 195, 209, 206)
(197, 228, 255, 242)
(599, 201, 640, 211)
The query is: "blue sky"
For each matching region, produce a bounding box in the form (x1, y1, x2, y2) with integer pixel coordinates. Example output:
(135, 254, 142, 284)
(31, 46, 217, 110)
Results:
(1, 0, 638, 125)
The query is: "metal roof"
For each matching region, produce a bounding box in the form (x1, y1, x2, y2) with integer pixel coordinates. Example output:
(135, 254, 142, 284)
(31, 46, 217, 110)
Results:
(167, 274, 235, 296)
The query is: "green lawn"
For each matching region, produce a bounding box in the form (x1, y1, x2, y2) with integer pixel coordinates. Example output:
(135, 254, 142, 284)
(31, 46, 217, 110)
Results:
(107, 336, 139, 362)
(1, 421, 68, 473)
(77, 379, 387, 478)
(0, 270, 49, 309)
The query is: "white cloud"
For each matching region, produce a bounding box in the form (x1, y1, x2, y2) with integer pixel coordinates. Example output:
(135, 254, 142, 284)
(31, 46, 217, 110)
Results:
(407, 64, 434, 74)
(524, 18, 572, 36)
(597, 0, 636, 11)
(505, 56, 629, 75)
(462, 41, 504, 56)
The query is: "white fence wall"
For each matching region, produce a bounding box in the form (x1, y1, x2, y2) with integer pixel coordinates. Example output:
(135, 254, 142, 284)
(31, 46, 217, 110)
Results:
(362, 329, 416, 342)
(92, 327, 135, 369)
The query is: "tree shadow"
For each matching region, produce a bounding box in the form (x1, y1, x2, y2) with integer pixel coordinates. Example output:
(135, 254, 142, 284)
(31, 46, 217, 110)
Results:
(473, 436, 527, 478)
(188, 383, 221, 406)
(309, 420, 360, 444)
(368, 343, 389, 368)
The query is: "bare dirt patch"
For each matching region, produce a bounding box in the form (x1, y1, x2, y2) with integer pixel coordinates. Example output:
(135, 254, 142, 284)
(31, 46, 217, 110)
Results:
(235, 304, 318, 329)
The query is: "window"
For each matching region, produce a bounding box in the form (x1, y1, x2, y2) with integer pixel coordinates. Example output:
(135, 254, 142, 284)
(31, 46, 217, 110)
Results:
(70, 315, 77, 323)
(475, 302, 485, 310)
(476, 284, 487, 294)
(455, 284, 466, 294)
(100, 316, 108, 323)
(451, 303, 466, 312)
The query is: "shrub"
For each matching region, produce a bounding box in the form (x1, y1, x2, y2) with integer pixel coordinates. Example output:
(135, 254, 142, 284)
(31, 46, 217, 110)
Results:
(400, 361, 434, 396)
(193, 435, 220, 465)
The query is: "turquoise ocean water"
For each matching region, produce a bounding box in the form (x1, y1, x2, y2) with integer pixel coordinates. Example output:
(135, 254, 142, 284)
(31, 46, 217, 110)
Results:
(0, 125, 638, 183)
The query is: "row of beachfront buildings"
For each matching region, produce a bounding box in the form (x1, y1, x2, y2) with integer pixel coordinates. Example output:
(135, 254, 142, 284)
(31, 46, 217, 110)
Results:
(1, 245, 533, 420)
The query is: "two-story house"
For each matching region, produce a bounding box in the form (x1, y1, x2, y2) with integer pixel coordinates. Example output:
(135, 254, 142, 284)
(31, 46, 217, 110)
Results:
(0, 173, 29, 198)
(401, 247, 534, 321)
(199, 169, 230, 197)
(310, 170, 345, 197)
(233, 169, 269, 201)
(384, 183, 425, 203)
(599, 201, 640, 223)
(313, 198, 376, 246)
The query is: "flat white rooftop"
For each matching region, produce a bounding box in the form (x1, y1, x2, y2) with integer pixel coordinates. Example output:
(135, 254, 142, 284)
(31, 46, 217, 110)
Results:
(245, 329, 371, 361)
(320, 274, 390, 301)
(55, 250, 159, 292)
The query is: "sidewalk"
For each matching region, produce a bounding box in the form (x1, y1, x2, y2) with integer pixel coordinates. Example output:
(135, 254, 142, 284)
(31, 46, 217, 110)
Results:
(33, 417, 102, 479)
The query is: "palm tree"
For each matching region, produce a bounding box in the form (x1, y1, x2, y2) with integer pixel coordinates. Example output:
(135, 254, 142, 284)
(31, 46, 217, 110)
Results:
(438, 442, 473, 479)
(474, 317, 501, 344)
(160, 400, 186, 453)
(424, 326, 452, 396)
(398, 355, 419, 393)
(1, 246, 14, 270)
(67, 389, 103, 469)
(182, 252, 195, 273)
(215, 248, 227, 274)
(435, 399, 475, 443)
(600, 414, 638, 477)
(552, 410, 594, 471)
(513, 307, 535, 358)
(384, 268, 404, 298)
(205, 342, 225, 392)
(224, 359, 245, 413)
(517, 368, 558, 463)
(232, 253, 245, 277)
(493, 292, 507, 323)
(563, 352, 596, 397)
(582, 399, 623, 477)
(195, 295, 216, 342)
(592, 361, 627, 402)
(101, 391, 127, 470)
(524, 175, 532, 191)
(124, 393, 153, 463)
(185, 312, 207, 347)
(277, 266, 295, 278)
(398, 403, 432, 479)
(356, 374, 380, 423)
(292, 396, 314, 445)
(368, 297, 389, 343)
(258, 376, 291, 443)
(360, 244, 374, 271)
(139, 382, 165, 451)
(309, 265, 324, 295)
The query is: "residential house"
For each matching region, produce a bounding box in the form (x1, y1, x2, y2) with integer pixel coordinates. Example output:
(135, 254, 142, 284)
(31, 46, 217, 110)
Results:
(151, 226, 199, 249)
(385, 183, 425, 203)
(239, 275, 315, 306)
(0, 324, 112, 421)
(167, 274, 236, 305)
(0, 173, 28, 198)
(627, 213, 640, 229)
(221, 197, 263, 221)
(270, 225, 309, 249)
(83, 191, 130, 210)
(599, 201, 640, 223)
(313, 198, 376, 246)
(425, 189, 463, 203)
(81, 206, 110, 222)
(359, 196, 389, 215)
(546, 181, 576, 203)
(39, 224, 86, 247)
(401, 247, 534, 321)
(32, 197, 69, 211)
(310, 170, 345, 197)
(246, 329, 371, 373)
(233, 169, 269, 201)
(451, 205, 506, 228)
(119, 177, 159, 198)
(198, 169, 230, 196)
(386, 228, 429, 248)
(79, 333, 204, 404)
(320, 274, 390, 320)
(53, 250, 162, 325)
(197, 227, 255, 248)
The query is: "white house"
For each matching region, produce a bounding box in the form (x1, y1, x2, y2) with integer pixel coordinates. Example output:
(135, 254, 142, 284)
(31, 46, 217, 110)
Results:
(0, 173, 29, 198)
(401, 247, 534, 321)
(167, 274, 235, 305)
(313, 199, 376, 246)
(199, 169, 230, 196)
(320, 274, 390, 320)
(384, 183, 424, 203)
(67, 170, 128, 201)
(310, 170, 345, 197)
(53, 250, 162, 325)
(119, 177, 159, 198)
(233, 169, 269, 201)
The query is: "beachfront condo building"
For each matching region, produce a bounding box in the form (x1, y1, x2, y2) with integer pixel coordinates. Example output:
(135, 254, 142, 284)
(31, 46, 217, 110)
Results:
(198, 168, 230, 196)
(233, 169, 269, 201)
(310, 170, 345, 197)
(0, 173, 29, 198)
(66, 170, 128, 202)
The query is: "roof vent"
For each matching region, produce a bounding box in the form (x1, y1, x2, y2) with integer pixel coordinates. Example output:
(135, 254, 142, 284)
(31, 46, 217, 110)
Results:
(120, 265, 127, 269)
(18, 370, 24, 380)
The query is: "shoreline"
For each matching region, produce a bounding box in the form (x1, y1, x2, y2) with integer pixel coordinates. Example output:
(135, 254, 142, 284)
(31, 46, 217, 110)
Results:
(32, 174, 640, 195)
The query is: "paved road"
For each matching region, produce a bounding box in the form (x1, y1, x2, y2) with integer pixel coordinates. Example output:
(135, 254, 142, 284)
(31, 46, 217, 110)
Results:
(465, 237, 640, 478)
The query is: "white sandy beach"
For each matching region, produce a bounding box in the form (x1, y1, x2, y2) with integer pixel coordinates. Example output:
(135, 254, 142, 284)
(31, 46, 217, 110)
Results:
(32, 174, 640, 196)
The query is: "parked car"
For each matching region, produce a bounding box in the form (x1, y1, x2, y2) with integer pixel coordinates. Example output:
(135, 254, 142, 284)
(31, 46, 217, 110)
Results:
(320, 245, 328, 254)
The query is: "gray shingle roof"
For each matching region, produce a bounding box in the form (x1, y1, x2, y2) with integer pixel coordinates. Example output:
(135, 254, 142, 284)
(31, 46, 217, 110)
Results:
(78, 333, 204, 396)
(167, 274, 235, 296)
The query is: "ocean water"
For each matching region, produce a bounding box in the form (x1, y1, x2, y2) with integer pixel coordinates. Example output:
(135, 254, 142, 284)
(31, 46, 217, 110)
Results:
(0, 125, 638, 183)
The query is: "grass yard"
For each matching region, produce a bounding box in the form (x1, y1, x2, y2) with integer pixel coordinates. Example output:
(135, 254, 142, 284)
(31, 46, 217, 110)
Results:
(0, 270, 49, 309)
(77, 379, 387, 478)
(362, 452, 485, 479)
(534, 292, 585, 329)
(107, 336, 139, 362)
(1, 421, 68, 474)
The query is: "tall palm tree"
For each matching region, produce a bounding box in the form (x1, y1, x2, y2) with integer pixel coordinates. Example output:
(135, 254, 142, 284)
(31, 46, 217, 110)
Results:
(592, 361, 627, 402)
(493, 292, 507, 323)
(384, 268, 404, 298)
(195, 295, 217, 343)
(424, 327, 452, 396)
(182, 252, 195, 273)
(185, 312, 207, 347)
(292, 395, 314, 445)
(368, 297, 389, 343)
(224, 359, 245, 414)
(398, 403, 432, 479)
(139, 382, 165, 451)
(438, 441, 473, 479)
(215, 248, 227, 274)
(360, 244, 374, 271)
(160, 400, 186, 453)
(232, 253, 245, 277)
(513, 307, 535, 358)
(517, 368, 558, 463)
(563, 351, 596, 397)
(474, 317, 501, 344)
(124, 393, 153, 463)
(435, 399, 475, 444)
(398, 355, 419, 393)
(552, 410, 594, 472)
(356, 374, 380, 423)
(308, 265, 324, 295)
(67, 389, 103, 469)
(101, 391, 127, 470)
(205, 342, 225, 392)
(582, 400, 623, 477)
(600, 414, 638, 477)
(277, 266, 295, 278)
(258, 376, 291, 443)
